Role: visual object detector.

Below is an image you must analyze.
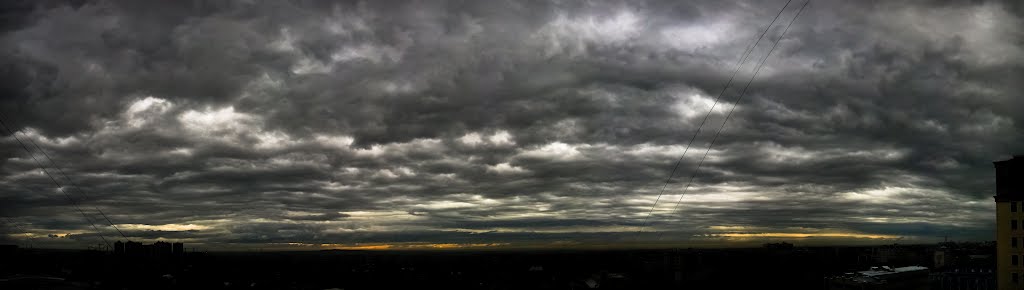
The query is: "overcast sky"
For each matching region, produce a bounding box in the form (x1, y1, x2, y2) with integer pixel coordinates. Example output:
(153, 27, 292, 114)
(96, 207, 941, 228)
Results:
(1, 0, 1022, 250)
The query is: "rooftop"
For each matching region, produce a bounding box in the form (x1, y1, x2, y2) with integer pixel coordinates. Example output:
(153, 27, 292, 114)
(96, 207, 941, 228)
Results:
(995, 155, 1024, 164)
(858, 266, 928, 277)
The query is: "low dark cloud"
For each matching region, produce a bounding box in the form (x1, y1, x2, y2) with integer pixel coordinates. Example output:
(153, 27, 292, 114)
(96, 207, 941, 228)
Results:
(1, 0, 1021, 250)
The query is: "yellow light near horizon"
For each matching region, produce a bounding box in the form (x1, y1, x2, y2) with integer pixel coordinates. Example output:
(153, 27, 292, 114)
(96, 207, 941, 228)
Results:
(314, 242, 510, 250)
(718, 232, 899, 239)
(116, 223, 212, 231)
(326, 244, 395, 250)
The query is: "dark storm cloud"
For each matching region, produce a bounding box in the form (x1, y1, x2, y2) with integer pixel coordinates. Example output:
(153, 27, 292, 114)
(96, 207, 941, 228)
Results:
(1, 0, 1021, 249)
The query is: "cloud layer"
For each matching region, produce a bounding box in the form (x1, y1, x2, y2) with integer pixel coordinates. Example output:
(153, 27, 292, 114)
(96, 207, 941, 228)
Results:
(1, 0, 1021, 250)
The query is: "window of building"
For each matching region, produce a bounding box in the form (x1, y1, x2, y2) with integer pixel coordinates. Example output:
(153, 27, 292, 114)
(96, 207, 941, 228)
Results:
(1014, 220, 1019, 230)
(1014, 255, 1019, 266)
(1015, 272, 1020, 283)
(1015, 237, 1019, 248)
(1015, 202, 1019, 212)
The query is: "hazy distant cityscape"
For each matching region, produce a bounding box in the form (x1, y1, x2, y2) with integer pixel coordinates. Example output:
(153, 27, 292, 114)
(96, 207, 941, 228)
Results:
(0, 241, 998, 289)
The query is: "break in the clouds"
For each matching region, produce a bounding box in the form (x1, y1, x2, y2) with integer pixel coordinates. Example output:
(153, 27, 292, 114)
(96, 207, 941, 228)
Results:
(1, 0, 1022, 250)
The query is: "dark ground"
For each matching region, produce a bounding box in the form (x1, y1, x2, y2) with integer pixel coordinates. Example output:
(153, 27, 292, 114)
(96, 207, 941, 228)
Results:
(0, 242, 995, 290)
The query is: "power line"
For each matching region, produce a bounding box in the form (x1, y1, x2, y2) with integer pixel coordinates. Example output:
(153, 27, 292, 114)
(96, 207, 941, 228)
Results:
(635, 0, 795, 238)
(0, 116, 113, 250)
(0, 217, 34, 248)
(659, 0, 811, 239)
(0, 112, 128, 240)
(22, 128, 128, 240)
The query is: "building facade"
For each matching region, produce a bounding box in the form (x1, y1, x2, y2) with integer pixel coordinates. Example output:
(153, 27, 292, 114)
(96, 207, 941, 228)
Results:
(996, 156, 1024, 290)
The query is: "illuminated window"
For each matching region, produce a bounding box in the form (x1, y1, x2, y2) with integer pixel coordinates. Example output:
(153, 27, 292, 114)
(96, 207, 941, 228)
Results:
(1015, 202, 1019, 212)
(1014, 255, 1019, 266)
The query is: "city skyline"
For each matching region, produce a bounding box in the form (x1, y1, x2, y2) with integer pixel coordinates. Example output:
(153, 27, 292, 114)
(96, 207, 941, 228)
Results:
(1, 0, 1023, 251)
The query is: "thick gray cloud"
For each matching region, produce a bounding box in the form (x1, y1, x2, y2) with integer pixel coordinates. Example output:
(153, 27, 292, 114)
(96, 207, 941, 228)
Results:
(1, 0, 1021, 250)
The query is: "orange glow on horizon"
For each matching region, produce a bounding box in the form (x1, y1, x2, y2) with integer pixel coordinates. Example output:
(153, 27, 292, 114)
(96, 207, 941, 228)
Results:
(311, 242, 511, 250)
(717, 232, 899, 239)
(274, 232, 902, 251)
(326, 244, 394, 250)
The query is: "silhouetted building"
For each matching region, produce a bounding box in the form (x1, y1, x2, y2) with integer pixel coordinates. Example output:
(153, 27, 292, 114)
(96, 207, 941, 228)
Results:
(995, 156, 1024, 290)
(858, 244, 927, 265)
(936, 248, 948, 269)
(124, 240, 142, 256)
(931, 268, 995, 290)
(115, 240, 183, 257)
(826, 266, 929, 290)
(933, 241, 995, 271)
(764, 242, 794, 249)
(153, 241, 172, 256)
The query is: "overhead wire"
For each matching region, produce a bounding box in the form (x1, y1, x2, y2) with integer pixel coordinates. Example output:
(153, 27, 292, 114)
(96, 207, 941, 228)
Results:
(1, 216, 31, 240)
(1, 112, 128, 240)
(658, 0, 811, 240)
(635, 0, 795, 238)
(0, 115, 113, 250)
(21, 125, 129, 240)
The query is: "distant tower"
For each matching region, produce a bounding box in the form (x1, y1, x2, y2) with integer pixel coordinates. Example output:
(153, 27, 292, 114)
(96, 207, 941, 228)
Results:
(114, 240, 124, 255)
(154, 241, 172, 256)
(995, 155, 1024, 290)
(172, 242, 184, 255)
(125, 240, 142, 256)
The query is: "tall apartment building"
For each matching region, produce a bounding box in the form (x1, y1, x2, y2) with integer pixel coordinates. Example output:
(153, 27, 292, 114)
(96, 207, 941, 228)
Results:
(995, 156, 1024, 290)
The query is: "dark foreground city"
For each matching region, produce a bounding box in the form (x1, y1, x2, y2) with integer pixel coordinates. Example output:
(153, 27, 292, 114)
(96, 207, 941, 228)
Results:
(0, 242, 996, 290)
